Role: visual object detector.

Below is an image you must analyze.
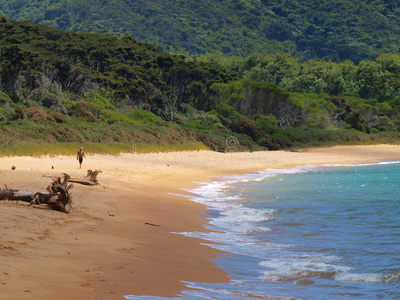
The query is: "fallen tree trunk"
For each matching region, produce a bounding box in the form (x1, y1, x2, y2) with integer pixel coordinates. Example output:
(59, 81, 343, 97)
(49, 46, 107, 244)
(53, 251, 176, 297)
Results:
(0, 173, 73, 213)
(0, 190, 33, 202)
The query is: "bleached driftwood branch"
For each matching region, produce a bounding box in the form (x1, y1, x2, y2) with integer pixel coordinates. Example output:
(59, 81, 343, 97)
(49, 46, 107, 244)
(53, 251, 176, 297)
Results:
(68, 170, 102, 185)
(43, 170, 101, 186)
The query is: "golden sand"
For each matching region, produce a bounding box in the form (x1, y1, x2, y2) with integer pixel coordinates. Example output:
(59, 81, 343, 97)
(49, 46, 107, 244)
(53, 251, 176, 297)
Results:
(1, 144, 400, 299)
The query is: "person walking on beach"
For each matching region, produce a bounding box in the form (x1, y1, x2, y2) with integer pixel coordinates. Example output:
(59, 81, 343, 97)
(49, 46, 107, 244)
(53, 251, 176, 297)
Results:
(77, 147, 85, 169)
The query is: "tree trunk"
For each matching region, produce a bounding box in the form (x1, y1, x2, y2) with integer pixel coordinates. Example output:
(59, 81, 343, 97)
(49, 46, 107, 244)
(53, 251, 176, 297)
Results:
(0, 190, 33, 201)
(0, 173, 73, 213)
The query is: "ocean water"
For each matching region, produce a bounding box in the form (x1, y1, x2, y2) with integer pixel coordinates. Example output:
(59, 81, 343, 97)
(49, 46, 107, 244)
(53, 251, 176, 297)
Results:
(126, 162, 400, 300)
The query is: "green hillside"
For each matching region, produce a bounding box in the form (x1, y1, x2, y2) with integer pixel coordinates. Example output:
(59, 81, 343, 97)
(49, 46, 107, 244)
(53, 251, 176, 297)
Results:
(1, 15, 400, 152)
(1, 0, 400, 62)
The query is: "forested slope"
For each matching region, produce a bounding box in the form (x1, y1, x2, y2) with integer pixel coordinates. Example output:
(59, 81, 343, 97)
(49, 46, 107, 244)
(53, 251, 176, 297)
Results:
(1, 0, 400, 62)
(1, 15, 400, 151)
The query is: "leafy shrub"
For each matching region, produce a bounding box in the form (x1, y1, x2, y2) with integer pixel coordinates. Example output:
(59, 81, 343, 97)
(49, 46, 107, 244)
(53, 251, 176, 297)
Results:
(47, 110, 69, 123)
(100, 110, 136, 124)
(85, 90, 116, 110)
(215, 102, 237, 119)
(26, 107, 48, 122)
(255, 114, 281, 133)
(376, 116, 396, 131)
(345, 110, 370, 133)
(0, 107, 9, 121)
(14, 104, 26, 119)
(304, 112, 334, 130)
(42, 92, 59, 108)
(68, 100, 100, 122)
(229, 114, 262, 140)
(128, 109, 164, 123)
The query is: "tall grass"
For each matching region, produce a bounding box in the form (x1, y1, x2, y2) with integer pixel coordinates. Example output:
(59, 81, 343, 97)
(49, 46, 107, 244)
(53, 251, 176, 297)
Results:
(132, 142, 209, 154)
(0, 142, 209, 157)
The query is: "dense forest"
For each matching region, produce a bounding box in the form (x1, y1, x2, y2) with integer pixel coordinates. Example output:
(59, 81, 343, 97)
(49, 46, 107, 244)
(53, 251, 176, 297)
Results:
(1, 15, 400, 151)
(1, 0, 400, 63)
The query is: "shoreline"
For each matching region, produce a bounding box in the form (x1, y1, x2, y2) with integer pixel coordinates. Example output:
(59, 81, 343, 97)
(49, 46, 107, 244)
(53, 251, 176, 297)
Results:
(1, 144, 400, 299)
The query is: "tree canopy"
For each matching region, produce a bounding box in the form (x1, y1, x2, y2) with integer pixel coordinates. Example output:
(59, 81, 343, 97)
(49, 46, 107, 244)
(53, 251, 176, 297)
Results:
(2, 0, 400, 62)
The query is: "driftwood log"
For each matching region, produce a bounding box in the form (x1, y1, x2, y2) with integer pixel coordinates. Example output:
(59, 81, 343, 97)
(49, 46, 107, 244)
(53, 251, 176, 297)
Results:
(69, 170, 102, 185)
(0, 173, 73, 213)
(44, 170, 101, 186)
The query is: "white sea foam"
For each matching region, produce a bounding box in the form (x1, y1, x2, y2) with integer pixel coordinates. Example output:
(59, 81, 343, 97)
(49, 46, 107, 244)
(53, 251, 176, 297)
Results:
(335, 271, 400, 283)
(176, 165, 349, 258)
(258, 249, 400, 285)
(323, 160, 400, 168)
(183, 282, 298, 300)
(259, 254, 349, 282)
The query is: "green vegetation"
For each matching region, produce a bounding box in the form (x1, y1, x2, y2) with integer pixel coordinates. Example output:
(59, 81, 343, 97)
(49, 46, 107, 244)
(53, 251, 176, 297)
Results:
(1, 16, 400, 153)
(199, 52, 400, 100)
(1, 0, 400, 62)
(0, 141, 208, 156)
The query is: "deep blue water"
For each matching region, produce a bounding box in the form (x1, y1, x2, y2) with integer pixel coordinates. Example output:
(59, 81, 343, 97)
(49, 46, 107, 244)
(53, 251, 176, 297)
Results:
(126, 162, 400, 300)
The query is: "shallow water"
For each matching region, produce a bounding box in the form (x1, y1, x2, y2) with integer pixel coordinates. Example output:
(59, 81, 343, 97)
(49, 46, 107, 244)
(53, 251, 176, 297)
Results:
(126, 162, 400, 299)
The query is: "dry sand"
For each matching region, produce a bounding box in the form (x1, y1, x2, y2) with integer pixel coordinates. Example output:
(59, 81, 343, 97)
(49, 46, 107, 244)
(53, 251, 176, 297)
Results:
(1, 144, 400, 299)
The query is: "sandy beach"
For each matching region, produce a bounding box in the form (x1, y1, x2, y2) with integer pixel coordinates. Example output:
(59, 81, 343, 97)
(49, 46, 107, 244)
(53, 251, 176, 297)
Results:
(1, 144, 400, 300)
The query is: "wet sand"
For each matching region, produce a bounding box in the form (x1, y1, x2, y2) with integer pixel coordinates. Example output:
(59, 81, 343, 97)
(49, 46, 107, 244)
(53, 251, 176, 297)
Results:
(1, 144, 400, 299)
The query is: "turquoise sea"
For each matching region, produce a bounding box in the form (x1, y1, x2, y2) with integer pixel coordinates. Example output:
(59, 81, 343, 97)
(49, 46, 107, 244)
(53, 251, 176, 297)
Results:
(126, 161, 400, 299)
